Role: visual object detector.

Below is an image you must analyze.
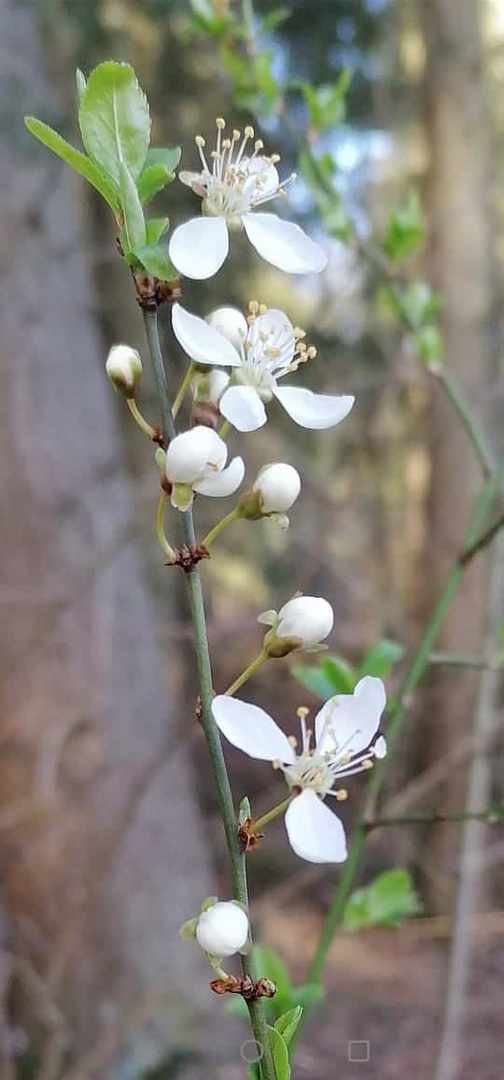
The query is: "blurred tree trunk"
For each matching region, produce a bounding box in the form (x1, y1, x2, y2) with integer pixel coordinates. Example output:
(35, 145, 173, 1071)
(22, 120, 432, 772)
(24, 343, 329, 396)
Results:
(420, 0, 498, 912)
(0, 0, 217, 1071)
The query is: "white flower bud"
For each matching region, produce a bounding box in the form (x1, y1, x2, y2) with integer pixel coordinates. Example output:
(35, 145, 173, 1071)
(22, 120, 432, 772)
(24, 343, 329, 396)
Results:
(106, 344, 142, 397)
(207, 307, 248, 352)
(277, 595, 334, 647)
(196, 900, 249, 958)
(208, 369, 230, 405)
(253, 463, 301, 514)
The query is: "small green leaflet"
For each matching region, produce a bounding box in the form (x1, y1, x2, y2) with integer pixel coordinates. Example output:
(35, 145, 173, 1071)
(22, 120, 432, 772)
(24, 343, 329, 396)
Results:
(79, 61, 151, 187)
(120, 161, 146, 251)
(24, 117, 120, 214)
(268, 1025, 290, 1080)
(274, 1006, 303, 1047)
(343, 868, 422, 931)
(145, 147, 182, 172)
(132, 242, 177, 282)
(145, 218, 170, 245)
(138, 163, 174, 205)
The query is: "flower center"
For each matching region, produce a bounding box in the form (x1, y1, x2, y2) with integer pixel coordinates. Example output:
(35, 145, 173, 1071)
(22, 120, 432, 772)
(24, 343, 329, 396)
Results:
(237, 301, 317, 396)
(280, 707, 378, 798)
(183, 119, 296, 221)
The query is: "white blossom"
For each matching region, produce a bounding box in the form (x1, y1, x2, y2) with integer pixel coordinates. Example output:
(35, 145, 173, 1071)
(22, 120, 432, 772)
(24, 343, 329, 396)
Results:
(164, 426, 244, 511)
(171, 302, 355, 433)
(196, 900, 249, 958)
(212, 677, 387, 864)
(168, 118, 327, 279)
(259, 595, 334, 649)
(105, 344, 142, 396)
(253, 463, 301, 514)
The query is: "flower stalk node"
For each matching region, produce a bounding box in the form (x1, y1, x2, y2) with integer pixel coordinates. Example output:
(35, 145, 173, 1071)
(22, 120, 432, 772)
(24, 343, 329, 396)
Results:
(132, 268, 182, 311)
(209, 975, 276, 1000)
(238, 816, 264, 853)
(171, 543, 211, 573)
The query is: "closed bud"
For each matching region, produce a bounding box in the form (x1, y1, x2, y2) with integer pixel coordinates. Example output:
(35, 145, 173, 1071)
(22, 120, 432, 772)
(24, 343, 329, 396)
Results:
(276, 595, 334, 648)
(106, 344, 142, 397)
(253, 463, 301, 514)
(196, 900, 249, 958)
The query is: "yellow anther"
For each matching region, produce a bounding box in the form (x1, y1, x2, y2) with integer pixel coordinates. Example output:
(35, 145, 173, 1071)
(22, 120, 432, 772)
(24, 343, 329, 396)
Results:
(362, 760, 374, 770)
(245, 125, 255, 138)
(216, 117, 226, 129)
(222, 138, 232, 150)
(255, 140, 264, 151)
(288, 735, 298, 748)
(294, 327, 306, 340)
(232, 129, 241, 140)
(335, 789, 348, 802)
(306, 346, 317, 360)
(270, 153, 280, 164)
(272, 759, 281, 770)
(248, 300, 259, 316)
(297, 706, 310, 720)
(195, 135, 206, 146)
(259, 303, 268, 315)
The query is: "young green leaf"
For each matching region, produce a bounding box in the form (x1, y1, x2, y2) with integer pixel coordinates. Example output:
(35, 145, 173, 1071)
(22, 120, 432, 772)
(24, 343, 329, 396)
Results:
(343, 869, 422, 931)
(145, 147, 182, 173)
(145, 217, 170, 245)
(293, 982, 324, 1009)
(133, 242, 177, 282)
(138, 163, 174, 204)
(24, 117, 120, 213)
(79, 61, 150, 187)
(303, 71, 350, 132)
(414, 325, 444, 365)
(253, 946, 293, 1013)
(383, 191, 424, 263)
(267, 1026, 290, 1080)
(292, 663, 336, 700)
(120, 161, 146, 251)
(322, 656, 357, 693)
(358, 639, 404, 680)
(274, 1006, 303, 1047)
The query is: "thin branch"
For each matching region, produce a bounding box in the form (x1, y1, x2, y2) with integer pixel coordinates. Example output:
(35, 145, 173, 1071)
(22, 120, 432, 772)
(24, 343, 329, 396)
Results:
(142, 307, 275, 1080)
(366, 807, 503, 830)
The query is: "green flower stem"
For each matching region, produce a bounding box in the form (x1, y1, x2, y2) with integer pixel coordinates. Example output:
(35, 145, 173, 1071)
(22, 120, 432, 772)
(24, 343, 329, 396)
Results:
(127, 397, 157, 440)
(254, 795, 294, 832)
(155, 492, 176, 563)
(219, 418, 231, 439)
(172, 362, 195, 419)
(430, 365, 494, 479)
(202, 506, 242, 549)
(225, 648, 269, 697)
(142, 308, 275, 1080)
(306, 461, 504, 990)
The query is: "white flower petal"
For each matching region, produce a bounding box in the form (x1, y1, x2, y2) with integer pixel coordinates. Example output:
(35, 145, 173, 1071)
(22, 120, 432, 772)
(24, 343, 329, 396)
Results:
(165, 426, 226, 485)
(212, 695, 296, 764)
(242, 156, 280, 201)
(315, 676, 386, 757)
(242, 212, 328, 274)
(220, 385, 267, 432)
(285, 790, 347, 864)
(273, 385, 355, 430)
(374, 735, 387, 759)
(207, 307, 248, 352)
(172, 304, 241, 367)
(194, 455, 245, 497)
(169, 216, 229, 280)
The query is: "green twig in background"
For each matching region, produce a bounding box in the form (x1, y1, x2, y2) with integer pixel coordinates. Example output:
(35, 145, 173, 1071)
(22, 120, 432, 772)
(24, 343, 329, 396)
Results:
(142, 308, 275, 1080)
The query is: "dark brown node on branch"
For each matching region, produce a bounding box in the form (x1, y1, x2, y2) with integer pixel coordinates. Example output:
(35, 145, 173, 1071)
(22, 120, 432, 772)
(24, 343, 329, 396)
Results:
(132, 269, 182, 311)
(238, 817, 264, 853)
(209, 975, 276, 1000)
(151, 425, 165, 448)
(169, 543, 210, 573)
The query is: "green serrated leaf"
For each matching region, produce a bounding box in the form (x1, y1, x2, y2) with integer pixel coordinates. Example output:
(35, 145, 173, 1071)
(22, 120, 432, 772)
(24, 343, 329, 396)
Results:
(79, 61, 150, 186)
(358, 639, 404, 680)
(293, 982, 324, 1009)
(133, 242, 177, 282)
(383, 191, 424, 263)
(24, 117, 120, 213)
(322, 656, 357, 693)
(138, 163, 174, 204)
(275, 1006, 303, 1047)
(268, 1026, 290, 1080)
(145, 146, 182, 172)
(145, 217, 170, 244)
(343, 869, 422, 931)
(120, 161, 146, 251)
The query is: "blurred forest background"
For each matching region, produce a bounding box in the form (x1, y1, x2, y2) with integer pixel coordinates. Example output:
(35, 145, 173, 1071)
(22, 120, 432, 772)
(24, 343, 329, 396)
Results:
(1, 0, 504, 1077)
